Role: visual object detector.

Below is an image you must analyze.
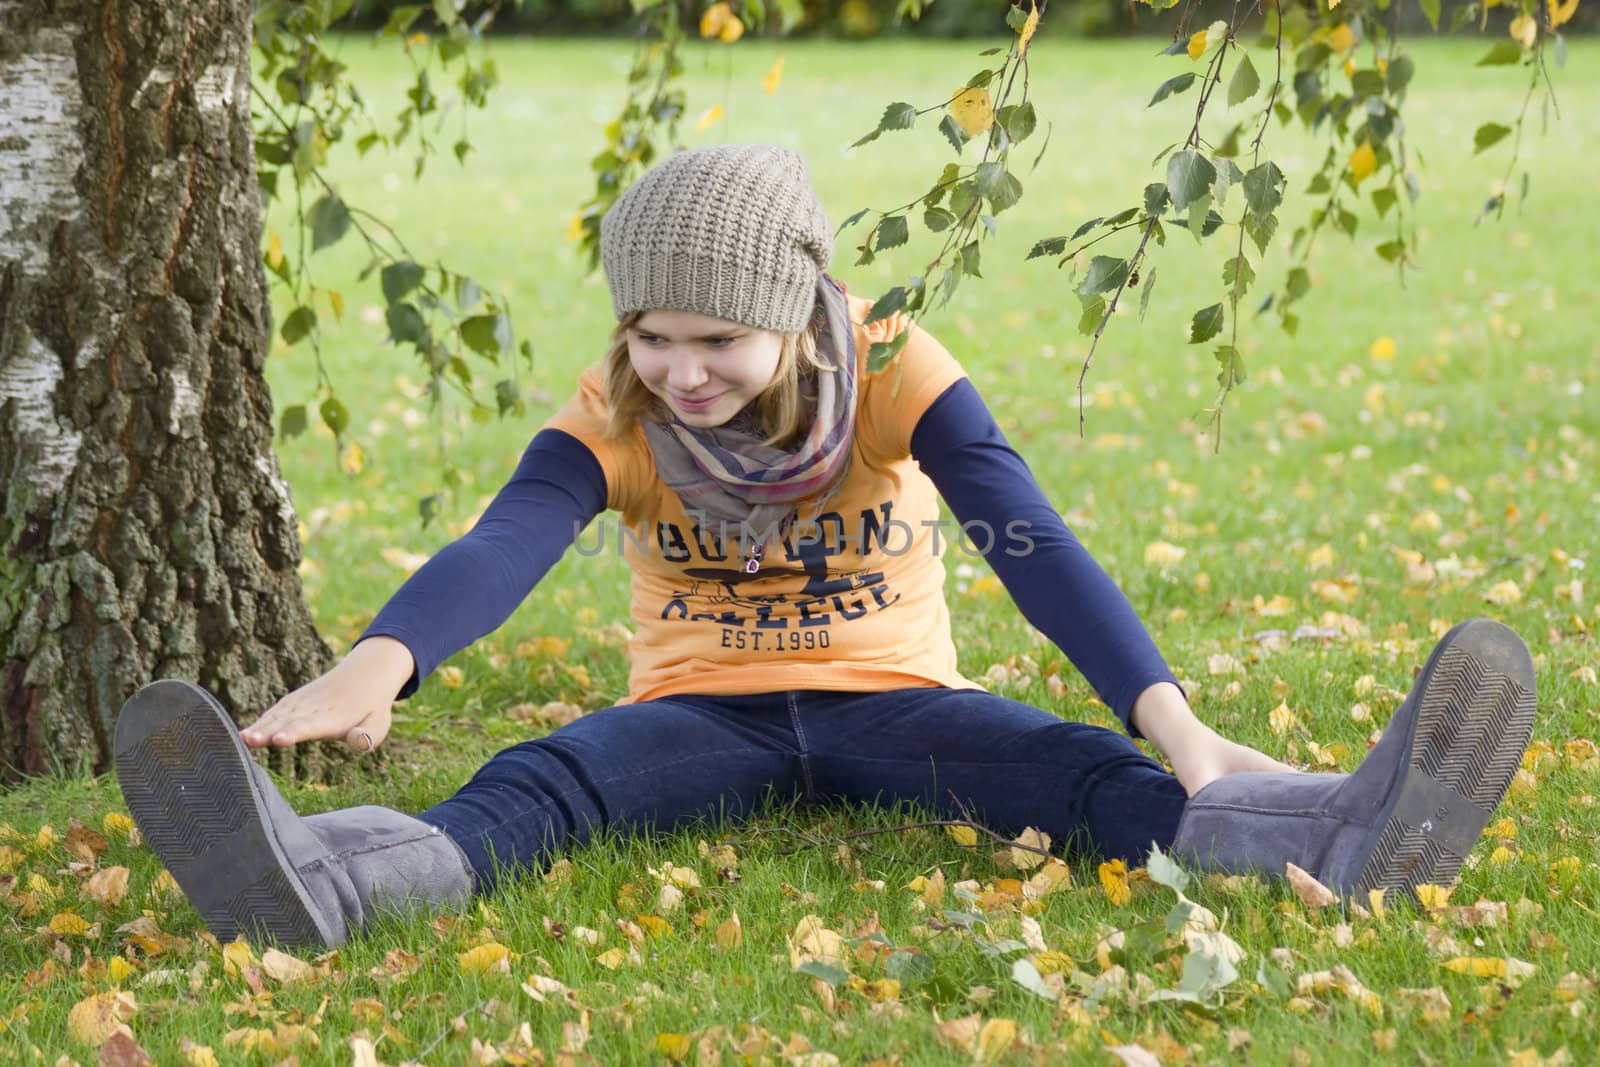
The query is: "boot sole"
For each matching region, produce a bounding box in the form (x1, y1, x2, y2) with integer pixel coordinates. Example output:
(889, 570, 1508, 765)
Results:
(113, 680, 336, 948)
(1353, 619, 1536, 897)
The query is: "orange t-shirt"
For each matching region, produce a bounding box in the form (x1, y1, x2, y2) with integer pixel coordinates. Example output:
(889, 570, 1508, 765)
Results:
(542, 295, 979, 702)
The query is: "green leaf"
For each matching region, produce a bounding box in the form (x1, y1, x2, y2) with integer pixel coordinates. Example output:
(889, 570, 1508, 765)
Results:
(1069, 216, 1104, 241)
(866, 330, 911, 372)
(278, 404, 308, 441)
(308, 194, 352, 252)
(419, 493, 443, 528)
(1285, 266, 1311, 301)
(1026, 237, 1066, 260)
(938, 114, 968, 153)
(1476, 41, 1524, 67)
(975, 163, 1022, 213)
(835, 207, 871, 235)
(795, 960, 848, 986)
(280, 306, 317, 346)
(1002, 101, 1037, 143)
(494, 378, 521, 416)
(1185, 193, 1213, 241)
(460, 315, 505, 357)
(948, 181, 978, 220)
(1387, 54, 1416, 95)
(1138, 266, 1157, 321)
(864, 286, 910, 326)
(1228, 54, 1261, 107)
(959, 240, 981, 278)
(1473, 122, 1512, 154)
(1011, 958, 1056, 1001)
(1222, 254, 1255, 293)
(1143, 183, 1169, 217)
(885, 951, 934, 984)
(1077, 297, 1106, 337)
(1146, 846, 1192, 893)
(319, 396, 349, 436)
(1005, 3, 1029, 31)
(1188, 303, 1225, 344)
(1148, 72, 1197, 108)
(1077, 256, 1129, 297)
(1419, 0, 1440, 30)
(1376, 239, 1406, 263)
(875, 215, 910, 251)
(1165, 150, 1216, 213)
(853, 101, 918, 147)
(1214, 344, 1247, 386)
(1245, 212, 1278, 256)
(1372, 188, 1398, 217)
(381, 261, 427, 305)
(924, 207, 957, 233)
(386, 302, 429, 346)
(1242, 161, 1286, 223)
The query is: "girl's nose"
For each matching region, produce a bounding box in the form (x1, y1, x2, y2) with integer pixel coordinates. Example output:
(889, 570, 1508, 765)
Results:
(666, 357, 709, 392)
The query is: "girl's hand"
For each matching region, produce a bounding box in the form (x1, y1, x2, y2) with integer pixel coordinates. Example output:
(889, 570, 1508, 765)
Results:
(242, 636, 415, 753)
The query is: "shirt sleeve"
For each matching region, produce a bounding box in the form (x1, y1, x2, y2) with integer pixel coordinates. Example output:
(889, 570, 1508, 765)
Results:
(909, 378, 1179, 735)
(852, 300, 970, 461)
(359, 428, 607, 697)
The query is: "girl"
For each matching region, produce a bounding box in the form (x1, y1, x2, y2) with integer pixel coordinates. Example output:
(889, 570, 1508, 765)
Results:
(114, 144, 1537, 950)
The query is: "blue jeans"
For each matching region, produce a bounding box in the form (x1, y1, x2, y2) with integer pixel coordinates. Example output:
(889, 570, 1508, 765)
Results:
(416, 688, 1189, 894)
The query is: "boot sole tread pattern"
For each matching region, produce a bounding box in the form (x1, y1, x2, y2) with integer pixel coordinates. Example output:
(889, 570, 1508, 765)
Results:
(114, 683, 326, 948)
(1355, 627, 1535, 897)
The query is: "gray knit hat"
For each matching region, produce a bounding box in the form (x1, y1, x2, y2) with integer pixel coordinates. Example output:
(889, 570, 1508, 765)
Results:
(600, 143, 834, 333)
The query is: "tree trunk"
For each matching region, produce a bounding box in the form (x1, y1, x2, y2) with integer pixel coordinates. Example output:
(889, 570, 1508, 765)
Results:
(0, 0, 333, 784)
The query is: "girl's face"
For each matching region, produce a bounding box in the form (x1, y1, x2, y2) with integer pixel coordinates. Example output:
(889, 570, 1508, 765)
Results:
(627, 309, 783, 428)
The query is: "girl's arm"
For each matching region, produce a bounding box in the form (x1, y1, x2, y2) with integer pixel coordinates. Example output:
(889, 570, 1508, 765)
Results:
(909, 378, 1177, 736)
(243, 429, 607, 751)
(359, 428, 609, 696)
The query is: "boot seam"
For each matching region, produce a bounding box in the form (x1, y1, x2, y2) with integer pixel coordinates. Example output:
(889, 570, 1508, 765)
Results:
(299, 831, 442, 868)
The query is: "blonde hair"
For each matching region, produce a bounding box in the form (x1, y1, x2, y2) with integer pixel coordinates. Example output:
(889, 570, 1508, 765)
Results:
(602, 313, 834, 450)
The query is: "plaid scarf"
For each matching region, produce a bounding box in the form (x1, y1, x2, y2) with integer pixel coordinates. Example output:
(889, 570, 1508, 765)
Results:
(641, 275, 856, 573)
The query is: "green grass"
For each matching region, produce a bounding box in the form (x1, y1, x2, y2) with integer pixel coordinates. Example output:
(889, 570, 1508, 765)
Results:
(4, 33, 1600, 1064)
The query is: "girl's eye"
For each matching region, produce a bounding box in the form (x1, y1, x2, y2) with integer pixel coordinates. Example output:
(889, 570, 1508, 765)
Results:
(705, 337, 734, 349)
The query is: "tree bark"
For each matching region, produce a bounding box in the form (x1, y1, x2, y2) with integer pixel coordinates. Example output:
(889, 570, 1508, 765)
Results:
(0, 0, 332, 784)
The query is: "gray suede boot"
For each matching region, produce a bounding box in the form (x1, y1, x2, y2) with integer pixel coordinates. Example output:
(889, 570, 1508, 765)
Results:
(1172, 618, 1536, 897)
(114, 679, 472, 949)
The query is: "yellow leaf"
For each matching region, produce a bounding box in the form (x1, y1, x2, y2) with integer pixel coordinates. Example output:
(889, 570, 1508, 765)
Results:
(699, 2, 743, 42)
(107, 957, 136, 983)
(222, 939, 257, 975)
(1443, 956, 1509, 977)
(1186, 29, 1208, 60)
(1415, 883, 1453, 910)
(565, 212, 585, 243)
(1551, 0, 1580, 28)
(340, 440, 365, 476)
(1490, 845, 1517, 866)
(1485, 580, 1523, 605)
(1349, 141, 1377, 185)
(1486, 818, 1518, 840)
(595, 947, 627, 970)
(266, 232, 284, 270)
(1017, 2, 1041, 55)
(946, 824, 978, 848)
(1285, 862, 1336, 908)
(1009, 827, 1051, 870)
(1268, 701, 1300, 737)
(50, 910, 92, 936)
(1143, 541, 1187, 569)
(457, 941, 511, 974)
(762, 53, 785, 95)
(102, 812, 135, 837)
(1508, 13, 1537, 49)
(1328, 0, 1343, 7)
(1327, 23, 1356, 53)
(976, 1018, 1019, 1061)
(694, 104, 725, 133)
(328, 290, 345, 323)
(655, 1033, 692, 1061)
(1367, 888, 1387, 920)
(67, 990, 137, 1048)
(406, 32, 428, 48)
(261, 947, 314, 984)
(1098, 859, 1131, 906)
(714, 911, 742, 950)
(949, 87, 994, 137)
(1369, 335, 1396, 361)
(85, 866, 130, 907)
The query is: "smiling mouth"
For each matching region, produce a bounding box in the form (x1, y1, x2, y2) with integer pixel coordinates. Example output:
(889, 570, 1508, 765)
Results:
(672, 393, 725, 408)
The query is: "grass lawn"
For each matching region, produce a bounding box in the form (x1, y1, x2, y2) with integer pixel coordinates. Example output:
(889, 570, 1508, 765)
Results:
(3, 29, 1599, 1065)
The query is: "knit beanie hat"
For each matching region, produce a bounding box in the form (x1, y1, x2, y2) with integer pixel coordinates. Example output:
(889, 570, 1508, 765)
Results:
(601, 143, 834, 333)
